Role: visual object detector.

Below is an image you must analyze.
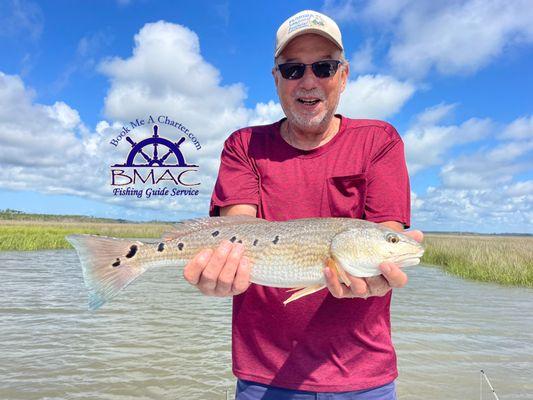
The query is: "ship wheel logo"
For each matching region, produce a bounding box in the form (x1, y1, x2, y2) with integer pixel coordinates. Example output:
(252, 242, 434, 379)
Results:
(112, 124, 197, 168)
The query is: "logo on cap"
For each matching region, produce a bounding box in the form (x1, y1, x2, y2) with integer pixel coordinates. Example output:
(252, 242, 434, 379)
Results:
(310, 16, 325, 27)
(288, 13, 325, 34)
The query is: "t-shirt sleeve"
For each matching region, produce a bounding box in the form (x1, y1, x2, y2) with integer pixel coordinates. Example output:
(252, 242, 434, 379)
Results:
(209, 131, 260, 216)
(364, 125, 411, 228)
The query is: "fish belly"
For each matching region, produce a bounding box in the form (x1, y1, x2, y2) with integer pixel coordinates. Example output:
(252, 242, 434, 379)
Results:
(251, 261, 325, 288)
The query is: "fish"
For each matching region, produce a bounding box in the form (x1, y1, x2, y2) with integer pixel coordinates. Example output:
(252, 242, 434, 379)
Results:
(67, 215, 424, 310)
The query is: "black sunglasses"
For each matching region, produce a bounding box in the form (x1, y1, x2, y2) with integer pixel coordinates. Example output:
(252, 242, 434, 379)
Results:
(276, 60, 342, 80)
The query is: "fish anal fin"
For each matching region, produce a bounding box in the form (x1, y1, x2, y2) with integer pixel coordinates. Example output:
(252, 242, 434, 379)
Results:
(326, 257, 351, 287)
(283, 284, 326, 305)
(286, 286, 306, 293)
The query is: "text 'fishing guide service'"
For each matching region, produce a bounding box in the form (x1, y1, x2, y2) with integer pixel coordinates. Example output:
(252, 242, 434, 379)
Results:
(108, 115, 201, 199)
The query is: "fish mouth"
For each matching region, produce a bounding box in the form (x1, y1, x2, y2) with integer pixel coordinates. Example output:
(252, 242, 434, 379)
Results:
(387, 250, 424, 267)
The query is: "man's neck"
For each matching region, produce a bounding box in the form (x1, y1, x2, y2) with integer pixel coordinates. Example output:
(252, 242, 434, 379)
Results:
(282, 116, 341, 151)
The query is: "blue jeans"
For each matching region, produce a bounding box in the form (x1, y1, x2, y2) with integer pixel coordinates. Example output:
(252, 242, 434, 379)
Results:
(235, 379, 397, 400)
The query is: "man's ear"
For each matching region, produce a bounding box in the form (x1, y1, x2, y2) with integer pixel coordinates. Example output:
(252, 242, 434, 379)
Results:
(340, 61, 349, 93)
(272, 66, 278, 86)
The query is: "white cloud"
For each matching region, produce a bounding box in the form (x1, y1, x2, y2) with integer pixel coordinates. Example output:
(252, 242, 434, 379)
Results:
(406, 110, 533, 232)
(404, 104, 492, 174)
(439, 139, 533, 189)
(338, 74, 415, 119)
(389, 0, 533, 76)
(0, 72, 83, 168)
(248, 101, 284, 127)
(413, 102, 457, 126)
(0, 21, 286, 220)
(323, 0, 533, 78)
(383, 0, 533, 77)
(98, 21, 285, 187)
(349, 40, 375, 74)
(98, 21, 253, 145)
(499, 115, 533, 140)
(412, 184, 532, 233)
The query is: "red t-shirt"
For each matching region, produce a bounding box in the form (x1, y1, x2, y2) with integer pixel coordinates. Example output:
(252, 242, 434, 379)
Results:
(209, 115, 410, 392)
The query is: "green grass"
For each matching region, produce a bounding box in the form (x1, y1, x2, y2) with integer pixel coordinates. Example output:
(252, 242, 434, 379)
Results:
(0, 209, 130, 223)
(0, 220, 172, 251)
(422, 234, 533, 287)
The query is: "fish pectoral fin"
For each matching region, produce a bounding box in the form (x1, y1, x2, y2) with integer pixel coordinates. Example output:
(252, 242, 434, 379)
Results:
(326, 257, 351, 287)
(283, 284, 326, 305)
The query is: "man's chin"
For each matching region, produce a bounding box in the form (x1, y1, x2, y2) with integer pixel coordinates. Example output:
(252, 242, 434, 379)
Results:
(287, 111, 332, 132)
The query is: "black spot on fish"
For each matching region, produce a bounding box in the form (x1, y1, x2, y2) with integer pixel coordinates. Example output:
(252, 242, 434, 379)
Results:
(237, 239, 243, 244)
(212, 230, 220, 237)
(157, 242, 165, 252)
(112, 258, 121, 267)
(253, 239, 258, 246)
(272, 235, 279, 244)
(230, 236, 237, 243)
(125, 244, 138, 258)
(178, 242, 184, 251)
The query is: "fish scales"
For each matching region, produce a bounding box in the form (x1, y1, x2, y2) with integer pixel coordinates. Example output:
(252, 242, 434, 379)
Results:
(67, 216, 424, 310)
(148, 218, 355, 287)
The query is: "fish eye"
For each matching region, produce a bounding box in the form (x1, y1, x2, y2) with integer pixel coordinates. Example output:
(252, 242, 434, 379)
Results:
(386, 233, 399, 244)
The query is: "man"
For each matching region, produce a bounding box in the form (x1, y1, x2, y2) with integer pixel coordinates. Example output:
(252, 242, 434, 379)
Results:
(183, 10, 422, 400)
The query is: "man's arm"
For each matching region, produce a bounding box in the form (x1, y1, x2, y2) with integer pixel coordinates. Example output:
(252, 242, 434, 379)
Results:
(182, 204, 256, 297)
(324, 221, 423, 299)
(220, 204, 257, 217)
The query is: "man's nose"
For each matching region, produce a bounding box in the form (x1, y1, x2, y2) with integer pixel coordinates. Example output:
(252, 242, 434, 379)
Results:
(298, 65, 319, 89)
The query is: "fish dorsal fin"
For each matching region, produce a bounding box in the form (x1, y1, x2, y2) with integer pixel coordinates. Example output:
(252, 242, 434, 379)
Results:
(163, 215, 266, 240)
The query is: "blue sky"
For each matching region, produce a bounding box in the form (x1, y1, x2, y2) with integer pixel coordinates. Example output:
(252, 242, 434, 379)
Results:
(0, 0, 531, 233)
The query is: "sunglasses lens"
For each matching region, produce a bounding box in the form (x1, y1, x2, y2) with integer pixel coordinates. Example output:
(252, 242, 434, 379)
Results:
(312, 61, 340, 78)
(277, 60, 341, 79)
(279, 63, 305, 80)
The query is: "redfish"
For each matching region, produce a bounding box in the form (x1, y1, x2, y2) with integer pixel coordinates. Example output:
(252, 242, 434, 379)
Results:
(67, 216, 424, 310)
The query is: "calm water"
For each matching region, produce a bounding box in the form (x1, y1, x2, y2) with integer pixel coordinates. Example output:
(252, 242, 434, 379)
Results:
(1, 250, 532, 399)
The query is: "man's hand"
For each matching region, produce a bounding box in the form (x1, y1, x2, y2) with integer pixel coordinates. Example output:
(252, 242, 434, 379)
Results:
(183, 240, 251, 297)
(324, 230, 424, 299)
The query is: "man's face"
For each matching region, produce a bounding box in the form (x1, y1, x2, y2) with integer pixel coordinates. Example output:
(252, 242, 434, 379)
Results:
(273, 33, 349, 133)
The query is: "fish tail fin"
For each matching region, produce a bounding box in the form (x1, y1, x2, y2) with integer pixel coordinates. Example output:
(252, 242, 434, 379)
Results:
(67, 234, 147, 311)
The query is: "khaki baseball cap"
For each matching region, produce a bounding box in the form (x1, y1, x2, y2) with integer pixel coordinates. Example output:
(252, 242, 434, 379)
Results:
(275, 10, 344, 58)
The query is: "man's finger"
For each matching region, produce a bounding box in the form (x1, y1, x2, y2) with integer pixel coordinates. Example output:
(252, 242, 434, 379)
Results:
(215, 243, 244, 296)
(379, 263, 408, 288)
(324, 267, 345, 298)
(183, 248, 213, 285)
(198, 241, 232, 292)
(232, 256, 251, 295)
(348, 276, 369, 298)
(404, 229, 423, 243)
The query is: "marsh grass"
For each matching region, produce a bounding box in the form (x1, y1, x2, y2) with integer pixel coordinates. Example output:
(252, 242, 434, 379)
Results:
(422, 234, 533, 287)
(0, 220, 172, 251)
